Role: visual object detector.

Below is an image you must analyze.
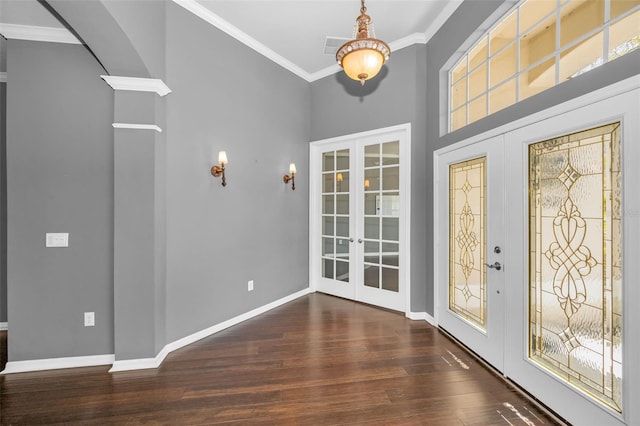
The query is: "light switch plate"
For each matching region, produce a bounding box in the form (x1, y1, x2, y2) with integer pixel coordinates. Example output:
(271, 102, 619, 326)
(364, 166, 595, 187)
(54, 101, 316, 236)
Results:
(46, 233, 69, 247)
(84, 312, 95, 327)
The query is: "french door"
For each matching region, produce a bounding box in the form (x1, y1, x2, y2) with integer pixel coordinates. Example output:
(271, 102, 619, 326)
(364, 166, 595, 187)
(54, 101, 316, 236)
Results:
(310, 124, 410, 313)
(435, 84, 640, 425)
(436, 135, 505, 370)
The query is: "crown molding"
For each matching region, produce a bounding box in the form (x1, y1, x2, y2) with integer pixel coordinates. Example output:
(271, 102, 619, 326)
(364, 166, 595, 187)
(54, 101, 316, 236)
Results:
(0, 72, 6, 83)
(308, 64, 343, 83)
(100, 75, 172, 97)
(112, 123, 163, 133)
(172, 0, 313, 82)
(390, 33, 428, 51)
(0, 23, 81, 44)
(172, 0, 463, 84)
(423, 0, 465, 43)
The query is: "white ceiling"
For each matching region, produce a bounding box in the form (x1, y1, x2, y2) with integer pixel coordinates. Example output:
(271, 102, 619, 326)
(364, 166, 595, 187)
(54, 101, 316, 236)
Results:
(0, 0, 463, 80)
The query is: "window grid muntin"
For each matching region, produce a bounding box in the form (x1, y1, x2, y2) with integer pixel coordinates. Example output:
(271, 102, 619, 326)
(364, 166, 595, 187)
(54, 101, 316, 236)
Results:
(363, 142, 400, 292)
(448, 0, 640, 132)
(321, 149, 350, 282)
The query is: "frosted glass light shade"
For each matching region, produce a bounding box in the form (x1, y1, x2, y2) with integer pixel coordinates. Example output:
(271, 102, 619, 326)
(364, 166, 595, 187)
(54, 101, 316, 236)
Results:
(335, 1, 390, 86)
(341, 48, 385, 83)
(289, 163, 297, 174)
(218, 151, 228, 165)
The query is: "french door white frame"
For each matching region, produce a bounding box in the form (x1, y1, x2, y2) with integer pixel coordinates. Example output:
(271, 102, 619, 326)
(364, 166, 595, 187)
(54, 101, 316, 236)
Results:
(434, 76, 640, 425)
(435, 136, 506, 371)
(309, 123, 411, 315)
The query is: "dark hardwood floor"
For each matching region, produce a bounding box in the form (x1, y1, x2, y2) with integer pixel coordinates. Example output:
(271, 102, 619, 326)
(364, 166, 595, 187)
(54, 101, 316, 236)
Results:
(0, 294, 562, 425)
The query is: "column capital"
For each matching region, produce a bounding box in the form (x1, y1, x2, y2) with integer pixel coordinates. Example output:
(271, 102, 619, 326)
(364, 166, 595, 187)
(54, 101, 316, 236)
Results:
(101, 75, 171, 97)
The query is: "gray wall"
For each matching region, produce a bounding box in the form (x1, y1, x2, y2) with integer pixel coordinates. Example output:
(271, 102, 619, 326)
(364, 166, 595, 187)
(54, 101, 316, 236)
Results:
(164, 3, 310, 341)
(5, 40, 114, 360)
(423, 0, 640, 315)
(100, 0, 167, 78)
(4, 0, 637, 364)
(1, 37, 6, 324)
(310, 44, 428, 313)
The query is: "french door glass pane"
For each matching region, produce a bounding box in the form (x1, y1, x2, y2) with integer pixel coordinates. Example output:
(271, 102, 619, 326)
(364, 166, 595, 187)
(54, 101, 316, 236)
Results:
(363, 141, 400, 293)
(382, 141, 400, 165)
(322, 148, 350, 282)
(449, 157, 487, 329)
(529, 122, 622, 412)
(364, 168, 380, 191)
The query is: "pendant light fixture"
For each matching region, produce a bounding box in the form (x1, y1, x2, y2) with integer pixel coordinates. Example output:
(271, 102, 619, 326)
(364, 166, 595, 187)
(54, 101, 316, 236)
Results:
(336, 0, 390, 86)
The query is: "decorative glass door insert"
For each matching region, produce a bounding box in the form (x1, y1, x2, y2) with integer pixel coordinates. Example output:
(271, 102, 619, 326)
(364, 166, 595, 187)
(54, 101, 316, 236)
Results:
(436, 136, 504, 371)
(449, 157, 486, 330)
(529, 122, 622, 412)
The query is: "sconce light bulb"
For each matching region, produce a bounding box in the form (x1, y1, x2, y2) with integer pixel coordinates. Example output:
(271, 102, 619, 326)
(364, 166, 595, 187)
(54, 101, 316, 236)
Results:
(289, 163, 297, 174)
(218, 151, 228, 165)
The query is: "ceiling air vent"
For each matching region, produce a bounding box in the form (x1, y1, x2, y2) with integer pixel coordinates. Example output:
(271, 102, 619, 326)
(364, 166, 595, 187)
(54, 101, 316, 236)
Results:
(323, 36, 350, 55)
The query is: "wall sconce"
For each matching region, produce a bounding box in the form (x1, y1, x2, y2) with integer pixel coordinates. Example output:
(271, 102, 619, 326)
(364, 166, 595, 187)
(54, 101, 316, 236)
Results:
(211, 151, 228, 187)
(283, 163, 296, 190)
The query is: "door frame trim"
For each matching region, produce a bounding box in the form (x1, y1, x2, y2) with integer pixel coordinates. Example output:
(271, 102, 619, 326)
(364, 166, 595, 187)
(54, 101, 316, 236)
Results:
(309, 123, 412, 315)
(433, 76, 640, 425)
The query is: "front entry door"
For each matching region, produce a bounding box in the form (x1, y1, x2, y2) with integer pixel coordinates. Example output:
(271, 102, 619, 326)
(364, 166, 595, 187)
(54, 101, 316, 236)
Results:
(436, 85, 640, 425)
(435, 135, 505, 370)
(310, 124, 410, 313)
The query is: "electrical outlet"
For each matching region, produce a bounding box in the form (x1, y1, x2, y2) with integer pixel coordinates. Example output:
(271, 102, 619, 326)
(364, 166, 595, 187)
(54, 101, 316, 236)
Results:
(248, 280, 254, 292)
(84, 312, 95, 327)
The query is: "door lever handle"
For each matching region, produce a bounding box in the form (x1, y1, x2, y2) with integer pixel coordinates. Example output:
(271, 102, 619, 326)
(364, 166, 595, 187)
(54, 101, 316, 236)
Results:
(485, 262, 502, 271)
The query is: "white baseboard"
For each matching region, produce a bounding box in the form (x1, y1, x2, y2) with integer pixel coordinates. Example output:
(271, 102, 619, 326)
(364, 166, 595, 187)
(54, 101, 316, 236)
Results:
(1, 354, 115, 375)
(406, 311, 436, 326)
(110, 287, 312, 373)
(109, 347, 169, 372)
(0, 322, 7, 331)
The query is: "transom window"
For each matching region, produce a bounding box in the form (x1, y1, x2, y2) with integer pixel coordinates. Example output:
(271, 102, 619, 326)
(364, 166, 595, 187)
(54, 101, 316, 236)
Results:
(449, 0, 640, 132)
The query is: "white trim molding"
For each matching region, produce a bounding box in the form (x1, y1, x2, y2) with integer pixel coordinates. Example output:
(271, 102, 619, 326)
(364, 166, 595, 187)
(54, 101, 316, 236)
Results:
(110, 287, 312, 372)
(172, 0, 462, 83)
(100, 75, 172, 97)
(0, 72, 6, 83)
(390, 33, 427, 51)
(112, 123, 163, 133)
(172, 0, 312, 82)
(0, 322, 7, 331)
(109, 348, 169, 373)
(308, 64, 342, 84)
(1, 354, 114, 375)
(0, 23, 81, 44)
(406, 312, 436, 326)
(423, 0, 465, 42)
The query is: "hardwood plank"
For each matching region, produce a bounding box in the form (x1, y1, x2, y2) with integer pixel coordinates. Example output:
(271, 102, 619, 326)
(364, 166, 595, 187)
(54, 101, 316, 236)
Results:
(0, 294, 564, 425)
